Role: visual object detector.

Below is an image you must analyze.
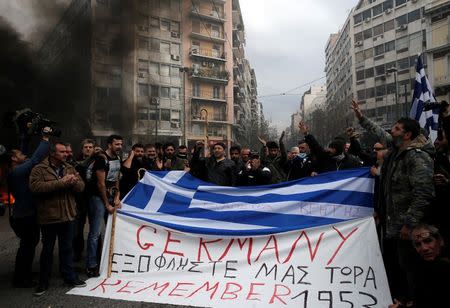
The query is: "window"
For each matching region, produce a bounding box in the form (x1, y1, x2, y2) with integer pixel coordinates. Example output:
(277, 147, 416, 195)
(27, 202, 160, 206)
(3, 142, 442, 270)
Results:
(397, 58, 409, 70)
(383, 0, 393, 11)
(212, 45, 221, 58)
(384, 19, 394, 31)
(386, 61, 397, 70)
(374, 44, 384, 56)
(161, 19, 170, 31)
(365, 68, 374, 78)
(396, 14, 408, 27)
(372, 4, 383, 16)
(354, 13, 363, 24)
(395, 0, 407, 6)
(171, 21, 180, 32)
(373, 24, 383, 36)
(387, 83, 396, 94)
(160, 109, 170, 121)
(356, 70, 365, 81)
(408, 9, 421, 23)
(150, 85, 159, 97)
(137, 108, 148, 120)
(138, 59, 148, 72)
(138, 83, 148, 96)
(354, 32, 363, 42)
(396, 36, 409, 51)
(150, 62, 159, 75)
(160, 42, 170, 53)
(385, 40, 395, 52)
(211, 25, 220, 38)
(375, 65, 385, 76)
(364, 48, 373, 60)
(363, 28, 372, 40)
(355, 51, 364, 63)
(161, 87, 170, 98)
(366, 87, 375, 98)
(149, 109, 157, 120)
(376, 85, 386, 96)
(362, 9, 372, 20)
(170, 87, 180, 99)
(213, 86, 221, 98)
(160, 64, 170, 76)
(357, 89, 366, 100)
(193, 82, 200, 97)
(150, 38, 159, 51)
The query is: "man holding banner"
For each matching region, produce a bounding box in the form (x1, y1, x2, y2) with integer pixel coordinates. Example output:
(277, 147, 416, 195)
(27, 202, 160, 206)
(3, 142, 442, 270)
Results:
(351, 99, 435, 304)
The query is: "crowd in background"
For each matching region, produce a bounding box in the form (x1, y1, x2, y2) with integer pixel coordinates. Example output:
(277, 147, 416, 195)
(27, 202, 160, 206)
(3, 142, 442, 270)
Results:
(1, 99, 450, 306)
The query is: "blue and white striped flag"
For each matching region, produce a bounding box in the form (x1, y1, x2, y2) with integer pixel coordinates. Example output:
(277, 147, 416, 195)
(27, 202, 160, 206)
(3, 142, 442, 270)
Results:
(409, 54, 439, 141)
(120, 168, 374, 236)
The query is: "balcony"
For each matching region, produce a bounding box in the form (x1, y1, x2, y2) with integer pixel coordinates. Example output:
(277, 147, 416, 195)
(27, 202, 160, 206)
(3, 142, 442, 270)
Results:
(425, 0, 450, 14)
(190, 48, 226, 62)
(190, 6, 226, 23)
(191, 114, 228, 123)
(190, 67, 229, 83)
(190, 29, 226, 43)
(191, 89, 227, 102)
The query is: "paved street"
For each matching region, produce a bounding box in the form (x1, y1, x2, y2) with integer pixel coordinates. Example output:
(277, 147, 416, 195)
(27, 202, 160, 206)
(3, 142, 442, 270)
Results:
(0, 213, 195, 308)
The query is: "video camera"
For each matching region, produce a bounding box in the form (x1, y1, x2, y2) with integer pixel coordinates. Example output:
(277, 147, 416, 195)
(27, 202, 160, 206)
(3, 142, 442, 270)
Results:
(14, 109, 61, 137)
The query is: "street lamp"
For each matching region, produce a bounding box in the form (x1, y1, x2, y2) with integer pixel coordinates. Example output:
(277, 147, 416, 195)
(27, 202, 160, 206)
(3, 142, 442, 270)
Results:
(179, 67, 189, 145)
(386, 67, 398, 120)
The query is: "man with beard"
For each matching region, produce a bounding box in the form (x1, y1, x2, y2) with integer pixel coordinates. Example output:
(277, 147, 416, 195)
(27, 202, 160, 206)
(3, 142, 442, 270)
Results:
(120, 143, 146, 196)
(190, 142, 236, 186)
(351, 100, 434, 304)
(162, 142, 186, 171)
(258, 133, 287, 183)
(85, 134, 122, 277)
(298, 121, 361, 173)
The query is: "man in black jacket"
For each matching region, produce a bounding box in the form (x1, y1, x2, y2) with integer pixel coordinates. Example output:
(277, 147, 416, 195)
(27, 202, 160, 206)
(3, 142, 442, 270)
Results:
(237, 152, 272, 186)
(190, 142, 236, 186)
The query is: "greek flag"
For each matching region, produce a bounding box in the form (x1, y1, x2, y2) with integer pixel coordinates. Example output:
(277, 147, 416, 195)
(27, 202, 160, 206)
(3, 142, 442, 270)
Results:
(120, 168, 374, 236)
(410, 54, 439, 141)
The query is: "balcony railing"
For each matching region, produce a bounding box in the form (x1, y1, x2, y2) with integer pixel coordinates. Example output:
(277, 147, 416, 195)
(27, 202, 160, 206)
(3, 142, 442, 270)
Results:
(191, 6, 226, 22)
(190, 48, 226, 61)
(191, 29, 225, 42)
(191, 89, 226, 101)
(191, 114, 228, 122)
(190, 67, 229, 82)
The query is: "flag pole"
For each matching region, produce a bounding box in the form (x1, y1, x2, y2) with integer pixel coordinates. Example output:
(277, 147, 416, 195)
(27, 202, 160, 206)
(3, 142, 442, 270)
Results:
(107, 209, 117, 278)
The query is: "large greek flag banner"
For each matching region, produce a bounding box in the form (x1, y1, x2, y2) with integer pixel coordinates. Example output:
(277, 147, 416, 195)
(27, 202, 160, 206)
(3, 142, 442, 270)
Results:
(69, 169, 392, 307)
(410, 54, 439, 141)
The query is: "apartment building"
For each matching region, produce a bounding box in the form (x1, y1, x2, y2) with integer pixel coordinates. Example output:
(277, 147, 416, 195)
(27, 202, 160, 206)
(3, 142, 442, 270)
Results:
(182, 0, 234, 148)
(38, 0, 259, 148)
(325, 13, 354, 134)
(424, 0, 450, 102)
(352, 0, 429, 127)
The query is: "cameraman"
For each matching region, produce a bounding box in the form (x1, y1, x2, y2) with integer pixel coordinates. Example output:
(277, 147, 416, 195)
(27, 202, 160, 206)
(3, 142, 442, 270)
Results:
(7, 129, 50, 288)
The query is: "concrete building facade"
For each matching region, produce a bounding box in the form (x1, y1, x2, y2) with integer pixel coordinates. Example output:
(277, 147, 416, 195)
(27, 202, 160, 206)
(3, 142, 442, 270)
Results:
(38, 0, 259, 148)
(424, 0, 450, 102)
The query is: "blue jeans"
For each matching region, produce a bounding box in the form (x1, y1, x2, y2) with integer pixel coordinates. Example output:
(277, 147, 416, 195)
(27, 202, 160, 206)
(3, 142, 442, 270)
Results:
(39, 221, 77, 287)
(86, 196, 106, 269)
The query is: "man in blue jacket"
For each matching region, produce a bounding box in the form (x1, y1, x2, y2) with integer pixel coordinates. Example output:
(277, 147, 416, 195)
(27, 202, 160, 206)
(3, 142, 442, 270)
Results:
(7, 131, 49, 287)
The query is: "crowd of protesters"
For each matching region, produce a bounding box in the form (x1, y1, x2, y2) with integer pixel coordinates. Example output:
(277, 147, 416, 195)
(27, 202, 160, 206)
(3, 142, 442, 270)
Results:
(0, 99, 449, 306)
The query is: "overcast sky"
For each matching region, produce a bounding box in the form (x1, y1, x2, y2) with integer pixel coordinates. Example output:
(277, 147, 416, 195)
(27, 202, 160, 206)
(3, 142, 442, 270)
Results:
(240, 0, 356, 132)
(0, 0, 358, 132)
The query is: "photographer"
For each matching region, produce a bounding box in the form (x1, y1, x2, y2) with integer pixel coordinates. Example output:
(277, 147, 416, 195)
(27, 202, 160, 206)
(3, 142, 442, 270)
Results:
(7, 129, 50, 288)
